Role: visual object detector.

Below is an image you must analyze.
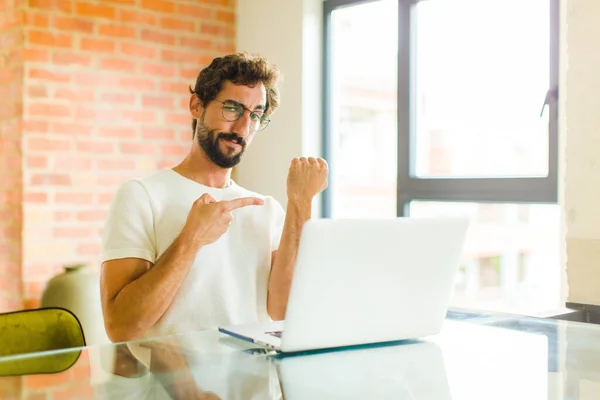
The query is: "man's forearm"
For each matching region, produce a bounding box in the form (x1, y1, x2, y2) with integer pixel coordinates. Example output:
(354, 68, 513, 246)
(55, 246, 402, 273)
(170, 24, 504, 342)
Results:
(106, 235, 199, 341)
(267, 200, 312, 320)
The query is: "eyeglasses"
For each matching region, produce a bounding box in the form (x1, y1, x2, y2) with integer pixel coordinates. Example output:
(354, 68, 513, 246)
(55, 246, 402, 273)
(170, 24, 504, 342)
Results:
(213, 100, 271, 131)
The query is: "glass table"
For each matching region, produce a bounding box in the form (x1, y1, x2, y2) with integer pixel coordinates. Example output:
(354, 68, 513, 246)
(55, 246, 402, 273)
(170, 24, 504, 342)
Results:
(0, 308, 598, 399)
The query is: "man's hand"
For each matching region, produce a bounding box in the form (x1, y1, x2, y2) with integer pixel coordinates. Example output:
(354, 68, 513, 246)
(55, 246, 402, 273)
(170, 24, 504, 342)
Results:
(181, 194, 264, 247)
(287, 157, 328, 204)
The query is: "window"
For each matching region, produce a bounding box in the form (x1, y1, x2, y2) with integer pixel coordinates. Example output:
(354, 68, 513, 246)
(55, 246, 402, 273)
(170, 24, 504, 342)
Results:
(323, 0, 560, 314)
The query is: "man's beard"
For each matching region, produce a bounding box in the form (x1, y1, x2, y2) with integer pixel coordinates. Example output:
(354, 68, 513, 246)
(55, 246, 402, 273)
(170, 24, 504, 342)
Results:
(195, 119, 247, 169)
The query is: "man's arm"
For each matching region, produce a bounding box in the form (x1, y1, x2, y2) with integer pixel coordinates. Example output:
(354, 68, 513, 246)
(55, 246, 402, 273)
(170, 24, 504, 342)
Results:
(267, 157, 328, 321)
(267, 200, 312, 320)
(101, 236, 199, 342)
(101, 194, 265, 342)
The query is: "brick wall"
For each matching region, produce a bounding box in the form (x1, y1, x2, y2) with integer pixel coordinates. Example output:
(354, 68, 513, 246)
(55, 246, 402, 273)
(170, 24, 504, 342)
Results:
(0, 0, 24, 313)
(15, 0, 235, 309)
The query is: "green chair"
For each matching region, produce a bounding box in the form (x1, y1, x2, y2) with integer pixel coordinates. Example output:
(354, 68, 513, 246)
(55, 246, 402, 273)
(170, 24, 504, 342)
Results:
(0, 307, 86, 376)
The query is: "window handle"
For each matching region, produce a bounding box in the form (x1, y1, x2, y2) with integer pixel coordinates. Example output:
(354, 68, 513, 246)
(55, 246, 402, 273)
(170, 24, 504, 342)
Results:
(540, 87, 558, 117)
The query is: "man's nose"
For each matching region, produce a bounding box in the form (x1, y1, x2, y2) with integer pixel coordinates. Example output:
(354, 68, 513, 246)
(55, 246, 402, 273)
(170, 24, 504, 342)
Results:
(232, 111, 252, 137)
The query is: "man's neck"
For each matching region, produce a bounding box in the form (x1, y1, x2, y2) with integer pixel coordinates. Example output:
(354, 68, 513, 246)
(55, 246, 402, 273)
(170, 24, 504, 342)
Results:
(173, 151, 232, 189)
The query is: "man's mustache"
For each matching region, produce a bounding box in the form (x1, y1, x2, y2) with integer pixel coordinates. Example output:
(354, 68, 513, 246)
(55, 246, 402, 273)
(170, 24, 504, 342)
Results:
(217, 132, 246, 146)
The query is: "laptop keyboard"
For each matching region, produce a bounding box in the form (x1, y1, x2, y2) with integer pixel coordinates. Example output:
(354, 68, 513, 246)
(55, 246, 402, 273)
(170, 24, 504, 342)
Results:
(266, 330, 283, 338)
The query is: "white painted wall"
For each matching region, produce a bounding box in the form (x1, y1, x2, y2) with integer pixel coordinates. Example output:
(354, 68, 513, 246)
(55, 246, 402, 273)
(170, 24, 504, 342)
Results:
(563, 0, 600, 305)
(236, 0, 323, 214)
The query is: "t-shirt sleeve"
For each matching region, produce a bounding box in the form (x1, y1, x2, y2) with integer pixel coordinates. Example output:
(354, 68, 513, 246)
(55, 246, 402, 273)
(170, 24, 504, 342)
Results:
(268, 197, 286, 252)
(101, 179, 157, 264)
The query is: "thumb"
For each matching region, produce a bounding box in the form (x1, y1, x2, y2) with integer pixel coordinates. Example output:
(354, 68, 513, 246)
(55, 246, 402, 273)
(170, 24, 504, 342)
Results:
(197, 193, 217, 204)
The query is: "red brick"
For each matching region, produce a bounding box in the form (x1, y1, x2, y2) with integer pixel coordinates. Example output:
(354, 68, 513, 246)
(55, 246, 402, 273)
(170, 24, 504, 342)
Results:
(54, 88, 95, 102)
(54, 211, 72, 221)
(141, 29, 175, 46)
(96, 175, 128, 186)
(53, 227, 95, 238)
(180, 130, 193, 141)
(27, 156, 48, 168)
(54, 192, 94, 204)
(52, 52, 93, 66)
(75, 2, 115, 19)
(142, 95, 174, 109)
(141, 128, 176, 140)
(159, 81, 188, 94)
(28, 30, 72, 48)
(161, 145, 188, 156)
(50, 122, 93, 136)
(97, 159, 136, 170)
(214, 42, 235, 54)
(98, 127, 137, 138)
(26, 137, 71, 152)
(80, 37, 115, 53)
(25, 11, 50, 28)
(28, 68, 71, 82)
(30, 174, 70, 186)
(77, 242, 101, 255)
(119, 42, 156, 59)
(27, 103, 72, 118)
(74, 73, 119, 87)
(176, 4, 213, 19)
(141, 0, 175, 13)
(200, 23, 233, 37)
(76, 141, 115, 154)
(0, 10, 23, 31)
(0, 156, 21, 171)
(180, 67, 200, 80)
(98, 193, 115, 205)
(141, 63, 175, 78)
(165, 112, 192, 126)
(118, 9, 157, 26)
(160, 17, 195, 32)
(27, 85, 48, 98)
(216, 10, 235, 24)
(201, 0, 229, 5)
(104, 0, 136, 4)
(99, 24, 137, 39)
(24, 192, 48, 203)
(120, 110, 155, 123)
(100, 57, 137, 72)
(179, 98, 190, 109)
(161, 49, 207, 64)
(53, 16, 95, 33)
(74, 106, 114, 120)
(28, 0, 73, 13)
(54, 157, 93, 170)
(23, 48, 50, 63)
(120, 142, 155, 155)
(118, 77, 155, 91)
(100, 92, 136, 105)
(179, 37, 212, 50)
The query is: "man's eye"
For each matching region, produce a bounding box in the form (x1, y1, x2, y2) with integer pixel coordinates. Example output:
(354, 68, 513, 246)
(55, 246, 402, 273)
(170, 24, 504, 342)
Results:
(250, 113, 262, 121)
(224, 106, 239, 112)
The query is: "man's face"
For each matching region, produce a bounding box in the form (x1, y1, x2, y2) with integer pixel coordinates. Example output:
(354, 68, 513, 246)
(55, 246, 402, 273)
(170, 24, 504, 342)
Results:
(192, 81, 267, 169)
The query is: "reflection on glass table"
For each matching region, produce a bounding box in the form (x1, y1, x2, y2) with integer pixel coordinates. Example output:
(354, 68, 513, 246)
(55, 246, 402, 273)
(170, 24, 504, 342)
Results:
(1, 310, 600, 399)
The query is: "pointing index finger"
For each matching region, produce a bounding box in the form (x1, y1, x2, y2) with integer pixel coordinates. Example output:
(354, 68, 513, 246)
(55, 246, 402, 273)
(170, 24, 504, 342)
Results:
(221, 197, 265, 212)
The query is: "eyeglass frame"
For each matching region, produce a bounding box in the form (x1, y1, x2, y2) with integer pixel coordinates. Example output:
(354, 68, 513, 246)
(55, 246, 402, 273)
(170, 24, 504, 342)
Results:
(212, 99, 271, 131)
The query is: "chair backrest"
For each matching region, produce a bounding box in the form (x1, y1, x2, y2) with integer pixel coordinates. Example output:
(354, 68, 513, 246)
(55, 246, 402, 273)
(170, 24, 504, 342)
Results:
(0, 307, 86, 376)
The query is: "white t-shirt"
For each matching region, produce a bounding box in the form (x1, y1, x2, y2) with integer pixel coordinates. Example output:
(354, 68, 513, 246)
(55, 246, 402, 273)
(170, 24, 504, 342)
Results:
(101, 169, 286, 338)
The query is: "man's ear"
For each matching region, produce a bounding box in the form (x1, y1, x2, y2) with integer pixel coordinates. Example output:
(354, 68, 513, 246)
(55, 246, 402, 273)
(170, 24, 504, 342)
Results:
(189, 94, 204, 119)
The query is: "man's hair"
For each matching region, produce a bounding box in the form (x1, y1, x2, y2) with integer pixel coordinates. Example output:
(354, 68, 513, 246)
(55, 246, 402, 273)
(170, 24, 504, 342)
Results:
(189, 52, 281, 136)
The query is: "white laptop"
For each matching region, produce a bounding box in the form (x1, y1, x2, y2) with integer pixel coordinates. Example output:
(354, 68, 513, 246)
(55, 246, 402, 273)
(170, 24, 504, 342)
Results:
(219, 217, 469, 353)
